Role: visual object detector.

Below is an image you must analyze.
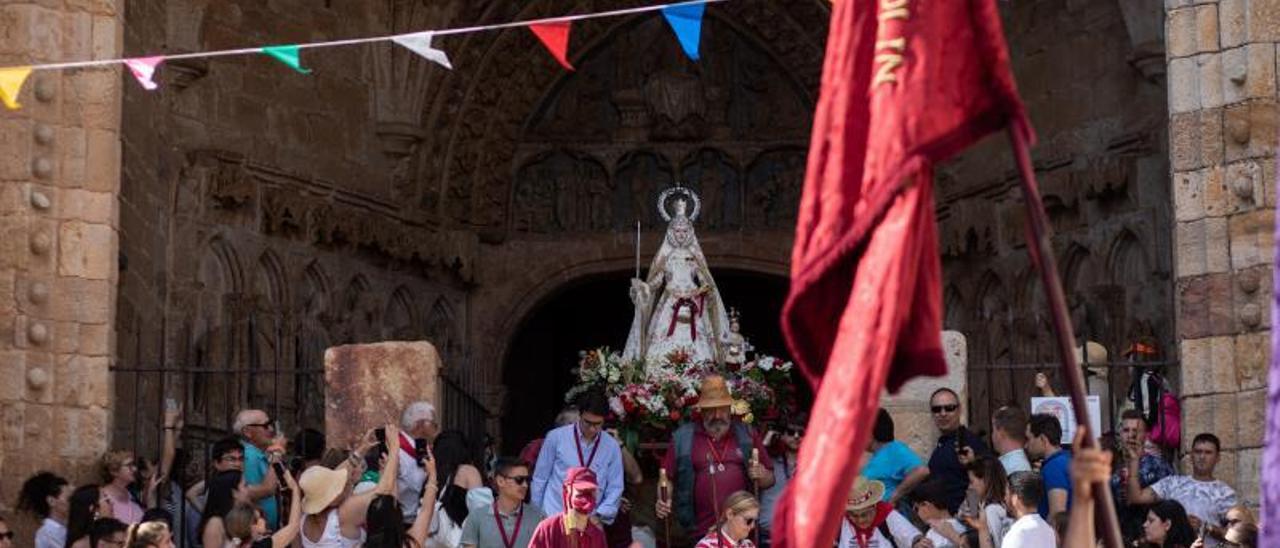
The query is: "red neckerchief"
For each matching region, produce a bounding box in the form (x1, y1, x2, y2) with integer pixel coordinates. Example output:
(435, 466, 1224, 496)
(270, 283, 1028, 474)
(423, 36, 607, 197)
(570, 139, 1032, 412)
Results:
(493, 501, 524, 548)
(574, 426, 602, 468)
(846, 503, 893, 547)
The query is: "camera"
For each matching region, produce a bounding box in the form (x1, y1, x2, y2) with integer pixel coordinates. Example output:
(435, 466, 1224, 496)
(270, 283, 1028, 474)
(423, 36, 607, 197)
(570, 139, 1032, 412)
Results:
(414, 437, 431, 464)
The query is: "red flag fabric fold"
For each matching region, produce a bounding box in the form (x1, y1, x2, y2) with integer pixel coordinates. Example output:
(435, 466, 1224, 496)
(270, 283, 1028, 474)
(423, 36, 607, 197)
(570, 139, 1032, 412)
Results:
(529, 21, 574, 70)
(774, 0, 1033, 546)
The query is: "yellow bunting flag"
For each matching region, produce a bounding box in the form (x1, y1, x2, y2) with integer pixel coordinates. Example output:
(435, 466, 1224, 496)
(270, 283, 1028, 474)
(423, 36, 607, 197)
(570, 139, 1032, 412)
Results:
(0, 67, 33, 110)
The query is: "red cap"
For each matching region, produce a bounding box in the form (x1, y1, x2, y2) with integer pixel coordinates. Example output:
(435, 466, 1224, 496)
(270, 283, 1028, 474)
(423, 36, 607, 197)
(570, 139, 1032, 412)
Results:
(564, 467, 599, 490)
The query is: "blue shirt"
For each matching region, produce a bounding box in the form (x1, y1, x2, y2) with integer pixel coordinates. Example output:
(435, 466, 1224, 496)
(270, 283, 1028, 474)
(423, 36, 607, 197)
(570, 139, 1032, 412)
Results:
(529, 424, 624, 522)
(1038, 450, 1072, 518)
(242, 441, 279, 528)
(862, 441, 924, 501)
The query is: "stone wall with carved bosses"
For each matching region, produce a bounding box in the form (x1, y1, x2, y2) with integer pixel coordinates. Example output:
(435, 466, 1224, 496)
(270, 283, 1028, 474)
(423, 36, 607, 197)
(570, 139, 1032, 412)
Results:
(935, 0, 1174, 430)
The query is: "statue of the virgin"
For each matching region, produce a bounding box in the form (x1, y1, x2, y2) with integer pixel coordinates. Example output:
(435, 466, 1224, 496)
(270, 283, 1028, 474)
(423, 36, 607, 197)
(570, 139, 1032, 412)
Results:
(622, 187, 732, 366)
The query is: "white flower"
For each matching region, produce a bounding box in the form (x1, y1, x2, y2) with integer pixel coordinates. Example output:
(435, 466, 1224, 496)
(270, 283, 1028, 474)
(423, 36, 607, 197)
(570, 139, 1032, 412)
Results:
(609, 396, 626, 417)
(758, 357, 775, 371)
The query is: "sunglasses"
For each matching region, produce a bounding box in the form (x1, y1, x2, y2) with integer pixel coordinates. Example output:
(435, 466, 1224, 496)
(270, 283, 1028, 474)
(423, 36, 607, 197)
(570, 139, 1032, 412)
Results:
(931, 404, 959, 414)
(0, 532, 12, 541)
(738, 516, 757, 527)
(785, 427, 805, 437)
(247, 421, 274, 429)
(502, 475, 531, 486)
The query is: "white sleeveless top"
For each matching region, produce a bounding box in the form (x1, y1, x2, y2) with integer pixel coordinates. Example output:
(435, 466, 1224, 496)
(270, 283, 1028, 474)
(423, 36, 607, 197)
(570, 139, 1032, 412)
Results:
(301, 510, 363, 548)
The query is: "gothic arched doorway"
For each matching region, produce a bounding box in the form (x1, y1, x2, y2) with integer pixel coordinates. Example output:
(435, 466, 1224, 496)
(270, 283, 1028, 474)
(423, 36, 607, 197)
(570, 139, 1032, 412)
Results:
(500, 269, 792, 453)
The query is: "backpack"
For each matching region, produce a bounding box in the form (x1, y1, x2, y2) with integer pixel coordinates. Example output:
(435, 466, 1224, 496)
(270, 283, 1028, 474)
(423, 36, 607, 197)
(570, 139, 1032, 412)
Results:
(1148, 391, 1181, 450)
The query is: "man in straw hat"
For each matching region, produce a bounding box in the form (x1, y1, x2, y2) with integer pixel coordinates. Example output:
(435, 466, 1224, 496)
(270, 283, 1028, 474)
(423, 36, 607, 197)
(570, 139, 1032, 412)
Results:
(655, 374, 774, 538)
(837, 477, 921, 548)
(528, 467, 608, 548)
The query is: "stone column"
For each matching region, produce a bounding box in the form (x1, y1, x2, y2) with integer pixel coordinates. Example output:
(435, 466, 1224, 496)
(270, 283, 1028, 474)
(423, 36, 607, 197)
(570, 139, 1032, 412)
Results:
(0, 0, 122, 515)
(1166, 0, 1274, 509)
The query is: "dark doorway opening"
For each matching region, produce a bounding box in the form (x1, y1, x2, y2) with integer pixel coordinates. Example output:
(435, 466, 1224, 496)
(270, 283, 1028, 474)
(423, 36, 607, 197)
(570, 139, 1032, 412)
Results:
(500, 268, 796, 453)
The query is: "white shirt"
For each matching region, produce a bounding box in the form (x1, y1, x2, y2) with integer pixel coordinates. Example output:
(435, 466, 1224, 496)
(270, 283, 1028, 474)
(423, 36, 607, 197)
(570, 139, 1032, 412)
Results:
(836, 510, 922, 548)
(1001, 514, 1056, 548)
(397, 432, 430, 522)
(1150, 475, 1238, 527)
(35, 518, 66, 548)
(999, 449, 1032, 475)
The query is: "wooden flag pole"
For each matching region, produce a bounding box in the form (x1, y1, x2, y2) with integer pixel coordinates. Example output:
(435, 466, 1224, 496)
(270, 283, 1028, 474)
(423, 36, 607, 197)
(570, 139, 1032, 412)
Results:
(1007, 127, 1124, 548)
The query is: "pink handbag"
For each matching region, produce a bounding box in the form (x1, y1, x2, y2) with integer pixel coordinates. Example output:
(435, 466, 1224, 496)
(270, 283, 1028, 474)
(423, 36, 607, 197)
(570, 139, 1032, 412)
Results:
(1149, 391, 1181, 450)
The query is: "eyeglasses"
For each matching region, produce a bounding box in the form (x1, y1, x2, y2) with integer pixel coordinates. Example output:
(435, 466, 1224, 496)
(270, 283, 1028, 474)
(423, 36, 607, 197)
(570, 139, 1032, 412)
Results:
(502, 475, 531, 486)
(785, 427, 805, 437)
(931, 404, 959, 414)
(247, 421, 274, 429)
(738, 516, 757, 527)
(0, 532, 13, 541)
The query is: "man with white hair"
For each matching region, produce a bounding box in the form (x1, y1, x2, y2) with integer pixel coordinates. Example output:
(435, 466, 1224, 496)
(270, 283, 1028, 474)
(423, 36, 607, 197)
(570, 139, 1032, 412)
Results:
(398, 400, 440, 525)
(234, 408, 281, 528)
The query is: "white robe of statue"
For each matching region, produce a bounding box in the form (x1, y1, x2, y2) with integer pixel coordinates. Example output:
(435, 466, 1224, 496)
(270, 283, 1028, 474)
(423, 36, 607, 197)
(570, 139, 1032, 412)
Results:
(623, 195, 731, 366)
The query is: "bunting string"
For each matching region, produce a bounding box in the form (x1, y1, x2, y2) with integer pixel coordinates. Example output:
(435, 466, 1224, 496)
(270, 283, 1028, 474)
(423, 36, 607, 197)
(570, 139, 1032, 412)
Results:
(0, 0, 719, 83)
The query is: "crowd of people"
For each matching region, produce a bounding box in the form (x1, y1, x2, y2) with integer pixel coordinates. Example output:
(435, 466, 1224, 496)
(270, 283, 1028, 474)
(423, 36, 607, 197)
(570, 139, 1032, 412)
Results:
(2, 375, 1261, 548)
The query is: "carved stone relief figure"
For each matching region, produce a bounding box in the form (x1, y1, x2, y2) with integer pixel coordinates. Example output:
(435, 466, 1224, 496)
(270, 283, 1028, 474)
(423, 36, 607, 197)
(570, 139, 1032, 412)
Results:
(681, 149, 740, 229)
(615, 152, 674, 229)
(746, 149, 805, 228)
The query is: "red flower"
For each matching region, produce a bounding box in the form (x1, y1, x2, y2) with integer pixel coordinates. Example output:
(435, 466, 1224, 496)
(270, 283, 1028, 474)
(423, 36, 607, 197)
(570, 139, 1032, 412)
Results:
(669, 410, 682, 422)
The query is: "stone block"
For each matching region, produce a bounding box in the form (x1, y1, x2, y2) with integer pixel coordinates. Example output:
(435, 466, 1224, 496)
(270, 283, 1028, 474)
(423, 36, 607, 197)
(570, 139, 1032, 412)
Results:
(1246, 0, 1280, 42)
(1178, 274, 1235, 338)
(1174, 169, 1207, 221)
(1, 402, 24, 452)
(1224, 100, 1279, 161)
(1235, 332, 1270, 389)
(64, 69, 121, 131)
(53, 321, 79, 355)
(0, 119, 33, 180)
(324, 341, 442, 449)
(24, 351, 55, 404)
(1235, 388, 1266, 447)
(1222, 44, 1275, 103)
(83, 128, 120, 192)
(57, 189, 115, 224)
(1195, 4, 1220, 53)
(1228, 208, 1274, 269)
(1202, 166, 1232, 217)
(90, 14, 118, 60)
(1175, 218, 1230, 277)
(1198, 53, 1225, 109)
(1179, 336, 1238, 396)
(1172, 109, 1218, 171)
(1219, 0, 1246, 48)
(1180, 393, 1237, 450)
(48, 277, 114, 323)
(55, 355, 109, 408)
(1236, 447, 1260, 505)
(1223, 160, 1263, 211)
(61, 126, 87, 188)
(79, 323, 111, 357)
(22, 403, 55, 458)
(0, 351, 25, 402)
(56, 405, 108, 459)
(1168, 7, 1199, 58)
(57, 221, 116, 280)
(1169, 56, 1201, 113)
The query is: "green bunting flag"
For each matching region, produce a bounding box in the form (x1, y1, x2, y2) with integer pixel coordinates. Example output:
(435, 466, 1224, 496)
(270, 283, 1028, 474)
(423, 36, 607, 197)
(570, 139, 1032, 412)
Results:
(261, 45, 312, 74)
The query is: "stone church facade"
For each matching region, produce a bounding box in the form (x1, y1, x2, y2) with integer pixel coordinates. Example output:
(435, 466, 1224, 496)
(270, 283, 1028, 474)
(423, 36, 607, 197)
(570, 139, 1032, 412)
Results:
(0, 0, 1270, 513)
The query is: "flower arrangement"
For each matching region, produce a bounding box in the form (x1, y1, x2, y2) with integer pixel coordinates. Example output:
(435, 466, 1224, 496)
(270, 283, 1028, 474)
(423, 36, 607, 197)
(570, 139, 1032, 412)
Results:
(564, 346, 796, 443)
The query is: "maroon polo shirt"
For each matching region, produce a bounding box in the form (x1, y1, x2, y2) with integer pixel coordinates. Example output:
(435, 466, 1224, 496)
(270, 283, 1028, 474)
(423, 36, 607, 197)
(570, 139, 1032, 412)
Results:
(661, 422, 775, 535)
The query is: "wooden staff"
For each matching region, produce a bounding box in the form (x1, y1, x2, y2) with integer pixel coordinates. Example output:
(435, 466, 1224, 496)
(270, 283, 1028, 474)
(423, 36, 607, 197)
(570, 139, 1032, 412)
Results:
(659, 468, 672, 548)
(750, 448, 762, 547)
(1007, 128, 1123, 548)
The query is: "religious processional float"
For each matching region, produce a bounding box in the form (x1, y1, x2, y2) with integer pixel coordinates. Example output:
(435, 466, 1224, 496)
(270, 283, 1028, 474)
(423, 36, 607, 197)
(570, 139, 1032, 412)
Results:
(563, 187, 796, 447)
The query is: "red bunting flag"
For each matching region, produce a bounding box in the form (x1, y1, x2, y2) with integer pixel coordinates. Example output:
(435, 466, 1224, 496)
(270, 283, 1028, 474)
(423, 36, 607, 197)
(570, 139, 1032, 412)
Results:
(528, 21, 574, 70)
(773, 0, 1032, 546)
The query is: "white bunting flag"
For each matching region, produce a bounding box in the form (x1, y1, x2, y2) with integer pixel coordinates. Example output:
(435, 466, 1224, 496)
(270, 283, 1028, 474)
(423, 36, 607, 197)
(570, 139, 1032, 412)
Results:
(391, 32, 453, 70)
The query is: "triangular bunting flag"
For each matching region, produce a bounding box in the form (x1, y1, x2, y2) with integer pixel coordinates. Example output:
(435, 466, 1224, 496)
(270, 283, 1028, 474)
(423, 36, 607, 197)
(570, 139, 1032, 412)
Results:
(528, 22, 574, 70)
(260, 45, 312, 74)
(0, 67, 33, 110)
(123, 56, 164, 90)
(391, 32, 453, 69)
(662, 3, 706, 62)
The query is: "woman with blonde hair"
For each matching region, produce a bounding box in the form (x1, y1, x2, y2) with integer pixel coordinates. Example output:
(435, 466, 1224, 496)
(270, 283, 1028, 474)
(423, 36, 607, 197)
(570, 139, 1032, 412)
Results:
(100, 451, 146, 524)
(123, 521, 173, 548)
(694, 491, 759, 548)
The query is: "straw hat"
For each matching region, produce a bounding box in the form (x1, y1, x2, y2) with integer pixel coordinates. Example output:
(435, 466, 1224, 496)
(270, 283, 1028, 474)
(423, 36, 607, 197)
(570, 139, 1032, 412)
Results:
(693, 375, 734, 409)
(845, 477, 885, 512)
(299, 466, 350, 514)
